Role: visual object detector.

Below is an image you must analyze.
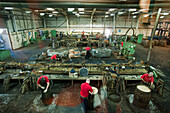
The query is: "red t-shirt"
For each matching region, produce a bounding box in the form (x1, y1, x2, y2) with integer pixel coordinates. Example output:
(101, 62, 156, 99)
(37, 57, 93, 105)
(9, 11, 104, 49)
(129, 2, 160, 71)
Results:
(80, 82, 93, 98)
(51, 54, 57, 59)
(37, 76, 49, 84)
(141, 74, 154, 83)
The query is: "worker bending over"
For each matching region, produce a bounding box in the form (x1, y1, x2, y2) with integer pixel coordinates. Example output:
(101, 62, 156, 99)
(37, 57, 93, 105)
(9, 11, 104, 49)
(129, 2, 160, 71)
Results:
(85, 47, 91, 59)
(37, 76, 50, 94)
(80, 79, 93, 113)
(51, 54, 58, 63)
(141, 72, 155, 90)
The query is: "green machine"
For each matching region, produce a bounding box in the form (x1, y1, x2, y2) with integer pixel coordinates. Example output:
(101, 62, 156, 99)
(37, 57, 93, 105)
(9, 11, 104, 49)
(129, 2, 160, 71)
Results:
(51, 30, 56, 38)
(43, 30, 49, 38)
(30, 37, 35, 44)
(137, 34, 143, 44)
(122, 42, 136, 59)
(34, 31, 39, 42)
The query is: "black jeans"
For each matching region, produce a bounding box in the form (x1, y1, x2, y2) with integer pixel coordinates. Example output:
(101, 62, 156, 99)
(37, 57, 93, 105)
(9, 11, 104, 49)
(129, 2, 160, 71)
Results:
(80, 96, 88, 112)
(85, 50, 90, 59)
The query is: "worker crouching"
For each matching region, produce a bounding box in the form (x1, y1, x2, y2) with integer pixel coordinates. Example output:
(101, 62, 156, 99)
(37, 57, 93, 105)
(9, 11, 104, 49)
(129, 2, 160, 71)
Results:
(141, 72, 155, 91)
(80, 79, 94, 113)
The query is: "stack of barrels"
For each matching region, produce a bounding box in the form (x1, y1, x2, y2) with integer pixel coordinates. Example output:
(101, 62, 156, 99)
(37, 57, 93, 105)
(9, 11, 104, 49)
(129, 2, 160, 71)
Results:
(74, 50, 80, 57)
(69, 49, 80, 58)
(69, 49, 74, 58)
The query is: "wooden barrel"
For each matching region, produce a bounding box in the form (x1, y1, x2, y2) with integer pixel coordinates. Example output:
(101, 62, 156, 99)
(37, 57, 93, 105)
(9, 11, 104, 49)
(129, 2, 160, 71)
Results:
(74, 54, 80, 57)
(74, 50, 80, 54)
(143, 40, 149, 48)
(160, 40, 167, 47)
(69, 53, 74, 58)
(133, 85, 151, 108)
(69, 49, 74, 54)
(154, 40, 159, 46)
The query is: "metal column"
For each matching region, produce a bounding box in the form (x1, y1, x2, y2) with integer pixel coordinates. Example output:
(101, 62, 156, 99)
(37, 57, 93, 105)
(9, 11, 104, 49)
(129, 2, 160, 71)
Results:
(112, 14, 115, 35)
(147, 8, 162, 62)
(44, 17, 46, 28)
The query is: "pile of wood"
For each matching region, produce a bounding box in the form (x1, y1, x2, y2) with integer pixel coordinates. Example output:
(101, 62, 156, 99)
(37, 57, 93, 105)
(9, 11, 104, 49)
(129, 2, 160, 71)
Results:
(20, 75, 38, 94)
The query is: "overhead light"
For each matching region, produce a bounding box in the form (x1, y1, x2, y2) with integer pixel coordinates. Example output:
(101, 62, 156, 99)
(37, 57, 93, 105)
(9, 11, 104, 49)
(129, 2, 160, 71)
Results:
(106, 12, 109, 14)
(49, 15, 53, 17)
(25, 11, 31, 14)
(40, 13, 45, 16)
(129, 9, 137, 12)
(160, 16, 164, 18)
(79, 12, 84, 14)
(4, 7, 14, 10)
(110, 14, 114, 16)
(105, 15, 109, 18)
(144, 14, 149, 17)
(0, 29, 3, 34)
(118, 12, 124, 15)
(47, 8, 54, 11)
(73, 12, 77, 14)
(78, 8, 84, 11)
(75, 13, 80, 16)
(35, 10, 39, 12)
(133, 16, 136, 18)
(162, 13, 169, 15)
(52, 11, 58, 14)
(109, 8, 115, 11)
(68, 8, 74, 11)
(132, 12, 138, 15)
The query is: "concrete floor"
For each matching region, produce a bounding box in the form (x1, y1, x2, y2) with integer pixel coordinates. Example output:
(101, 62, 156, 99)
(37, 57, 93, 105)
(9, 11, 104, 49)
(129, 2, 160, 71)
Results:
(0, 41, 170, 113)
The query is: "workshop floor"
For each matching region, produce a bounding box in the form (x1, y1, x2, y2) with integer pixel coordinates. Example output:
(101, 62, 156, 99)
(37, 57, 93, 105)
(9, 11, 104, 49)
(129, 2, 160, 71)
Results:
(0, 41, 170, 113)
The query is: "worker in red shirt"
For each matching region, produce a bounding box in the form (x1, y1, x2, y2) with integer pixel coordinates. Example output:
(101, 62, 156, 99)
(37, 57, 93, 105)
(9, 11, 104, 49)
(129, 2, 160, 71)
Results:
(37, 76, 50, 93)
(80, 79, 93, 112)
(51, 54, 58, 63)
(141, 72, 155, 90)
(85, 47, 91, 59)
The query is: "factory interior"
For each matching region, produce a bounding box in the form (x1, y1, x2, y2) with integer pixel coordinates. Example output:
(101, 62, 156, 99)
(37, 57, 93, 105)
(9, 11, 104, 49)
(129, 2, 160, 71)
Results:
(0, 0, 170, 113)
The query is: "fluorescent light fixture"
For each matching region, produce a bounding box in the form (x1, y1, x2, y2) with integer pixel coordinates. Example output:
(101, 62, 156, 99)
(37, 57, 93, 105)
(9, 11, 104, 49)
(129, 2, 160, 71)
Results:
(78, 8, 84, 11)
(47, 8, 54, 11)
(132, 12, 138, 14)
(35, 10, 38, 12)
(73, 12, 77, 14)
(0, 29, 3, 34)
(109, 8, 115, 11)
(110, 14, 114, 16)
(79, 12, 84, 14)
(49, 15, 53, 17)
(106, 12, 109, 14)
(25, 11, 31, 14)
(40, 13, 45, 16)
(75, 13, 80, 16)
(4, 7, 13, 10)
(160, 16, 164, 18)
(129, 9, 137, 12)
(68, 8, 74, 11)
(105, 15, 109, 18)
(144, 14, 149, 17)
(162, 13, 169, 15)
(52, 11, 58, 14)
(133, 16, 136, 18)
(118, 12, 124, 15)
